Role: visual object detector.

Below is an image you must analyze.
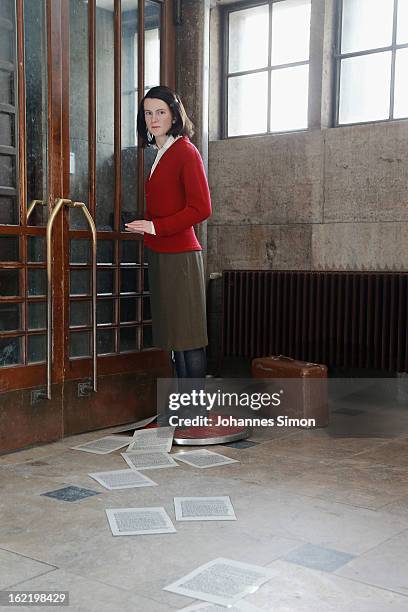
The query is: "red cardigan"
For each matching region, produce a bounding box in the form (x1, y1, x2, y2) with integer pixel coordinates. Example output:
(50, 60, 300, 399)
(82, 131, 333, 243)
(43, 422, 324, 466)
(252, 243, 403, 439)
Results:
(144, 136, 212, 253)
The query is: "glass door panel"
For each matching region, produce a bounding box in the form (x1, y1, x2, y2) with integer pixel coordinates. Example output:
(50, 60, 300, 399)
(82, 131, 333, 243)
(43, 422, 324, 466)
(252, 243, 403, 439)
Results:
(121, 0, 138, 225)
(24, 0, 48, 226)
(69, 0, 89, 229)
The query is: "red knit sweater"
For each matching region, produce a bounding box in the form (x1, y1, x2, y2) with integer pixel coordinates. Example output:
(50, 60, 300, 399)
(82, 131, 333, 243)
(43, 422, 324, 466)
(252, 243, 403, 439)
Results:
(144, 136, 212, 253)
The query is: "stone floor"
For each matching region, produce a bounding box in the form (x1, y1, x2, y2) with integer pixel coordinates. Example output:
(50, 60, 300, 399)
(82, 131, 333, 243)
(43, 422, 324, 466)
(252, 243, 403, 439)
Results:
(1, 381, 408, 611)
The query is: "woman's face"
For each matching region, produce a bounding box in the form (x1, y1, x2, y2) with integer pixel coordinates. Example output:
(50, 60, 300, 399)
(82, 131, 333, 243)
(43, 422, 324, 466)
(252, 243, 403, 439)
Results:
(144, 97, 173, 140)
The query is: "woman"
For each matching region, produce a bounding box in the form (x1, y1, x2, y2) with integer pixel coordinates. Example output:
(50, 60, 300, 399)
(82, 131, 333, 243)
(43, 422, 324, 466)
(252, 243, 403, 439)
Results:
(126, 86, 211, 380)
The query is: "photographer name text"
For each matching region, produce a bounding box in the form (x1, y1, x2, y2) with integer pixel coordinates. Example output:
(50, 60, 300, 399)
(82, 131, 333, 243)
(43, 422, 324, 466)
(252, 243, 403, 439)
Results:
(168, 415, 316, 428)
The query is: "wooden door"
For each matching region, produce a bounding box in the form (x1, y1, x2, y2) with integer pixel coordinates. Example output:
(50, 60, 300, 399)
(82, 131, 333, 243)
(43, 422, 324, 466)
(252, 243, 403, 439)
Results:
(0, 0, 174, 454)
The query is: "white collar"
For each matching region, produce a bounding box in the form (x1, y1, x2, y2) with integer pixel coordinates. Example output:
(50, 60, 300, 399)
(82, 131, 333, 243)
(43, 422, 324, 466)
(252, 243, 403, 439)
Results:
(150, 135, 182, 177)
(154, 135, 176, 151)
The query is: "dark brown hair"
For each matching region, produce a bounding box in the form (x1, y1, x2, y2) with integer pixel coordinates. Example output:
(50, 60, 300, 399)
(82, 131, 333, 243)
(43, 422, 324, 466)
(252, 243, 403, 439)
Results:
(137, 86, 194, 147)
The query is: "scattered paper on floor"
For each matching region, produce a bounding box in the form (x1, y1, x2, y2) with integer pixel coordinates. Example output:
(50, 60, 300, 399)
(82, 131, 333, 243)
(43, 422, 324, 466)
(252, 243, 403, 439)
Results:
(106, 507, 176, 536)
(164, 558, 274, 607)
(173, 449, 239, 469)
(88, 469, 157, 490)
(127, 426, 175, 453)
(70, 435, 133, 454)
(177, 599, 262, 611)
(174, 496, 237, 521)
(121, 451, 179, 470)
(110, 415, 157, 433)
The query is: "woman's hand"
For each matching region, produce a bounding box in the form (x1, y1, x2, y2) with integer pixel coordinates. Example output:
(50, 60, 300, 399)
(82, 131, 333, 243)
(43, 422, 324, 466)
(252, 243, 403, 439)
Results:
(125, 220, 155, 234)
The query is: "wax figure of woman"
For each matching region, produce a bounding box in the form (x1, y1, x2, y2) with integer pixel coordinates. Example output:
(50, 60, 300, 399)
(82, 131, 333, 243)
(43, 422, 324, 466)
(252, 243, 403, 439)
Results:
(126, 86, 211, 380)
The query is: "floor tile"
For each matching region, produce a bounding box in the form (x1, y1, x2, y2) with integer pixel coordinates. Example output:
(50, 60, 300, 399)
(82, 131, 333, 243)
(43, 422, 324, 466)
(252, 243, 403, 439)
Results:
(283, 543, 355, 572)
(6, 568, 176, 612)
(41, 486, 100, 502)
(337, 529, 408, 597)
(0, 549, 56, 590)
(245, 560, 408, 611)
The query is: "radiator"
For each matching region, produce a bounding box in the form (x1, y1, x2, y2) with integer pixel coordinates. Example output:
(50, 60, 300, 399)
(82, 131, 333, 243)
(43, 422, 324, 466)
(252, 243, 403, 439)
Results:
(222, 271, 408, 372)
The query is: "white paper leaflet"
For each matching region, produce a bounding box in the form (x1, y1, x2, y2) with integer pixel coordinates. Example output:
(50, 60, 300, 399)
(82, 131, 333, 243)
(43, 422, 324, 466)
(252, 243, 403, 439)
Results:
(121, 451, 179, 470)
(164, 558, 274, 607)
(106, 507, 176, 536)
(173, 449, 239, 469)
(174, 497, 237, 521)
(88, 469, 157, 490)
(109, 415, 157, 433)
(70, 435, 133, 454)
(127, 426, 175, 453)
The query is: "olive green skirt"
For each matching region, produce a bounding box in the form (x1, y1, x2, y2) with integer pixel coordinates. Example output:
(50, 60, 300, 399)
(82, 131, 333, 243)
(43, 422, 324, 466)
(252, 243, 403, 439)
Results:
(145, 248, 208, 351)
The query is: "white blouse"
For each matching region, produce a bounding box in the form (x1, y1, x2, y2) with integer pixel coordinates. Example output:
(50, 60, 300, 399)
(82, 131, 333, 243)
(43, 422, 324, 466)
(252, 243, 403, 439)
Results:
(148, 135, 182, 235)
(150, 134, 182, 177)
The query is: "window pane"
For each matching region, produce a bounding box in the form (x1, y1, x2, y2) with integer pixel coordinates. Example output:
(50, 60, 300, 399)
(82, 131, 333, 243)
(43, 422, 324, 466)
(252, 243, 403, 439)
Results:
(394, 48, 408, 119)
(97, 269, 114, 295)
(70, 239, 90, 264)
(28, 269, 46, 296)
(70, 331, 91, 358)
(69, 0, 89, 230)
(97, 240, 114, 264)
(339, 52, 391, 124)
(96, 0, 114, 231)
(28, 301, 46, 329)
(145, 1, 160, 89)
(121, 240, 141, 265)
(397, 0, 408, 44)
(0, 336, 22, 366)
(143, 267, 149, 292)
(121, 268, 140, 293)
(0, 303, 21, 331)
(0, 154, 15, 187)
(24, 0, 48, 209)
(122, 1, 138, 223)
(120, 326, 139, 352)
(0, 269, 19, 295)
(0, 70, 14, 106)
(270, 65, 308, 132)
(27, 334, 46, 363)
(97, 328, 115, 355)
(228, 5, 269, 73)
(228, 71, 268, 137)
(0, 112, 15, 147)
(341, 0, 394, 54)
(142, 324, 152, 349)
(142, 295, 151, 321)
(0, 196, 18, 225)
(0, 25, 13, 63)
(27, 236, 45, 262)
(120, 297, 140, 323)
(70, 269, 91, 295)
(0, 0, 13, 20)
(97, 298, 114, 324)
(70, 300, 91, 327)
(271, 0, 311, 65)
(0, 236, 19, 261)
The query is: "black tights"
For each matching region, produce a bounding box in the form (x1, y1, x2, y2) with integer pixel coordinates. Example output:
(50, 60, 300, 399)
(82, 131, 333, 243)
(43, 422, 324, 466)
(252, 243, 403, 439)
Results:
(173, 347, 207, 379)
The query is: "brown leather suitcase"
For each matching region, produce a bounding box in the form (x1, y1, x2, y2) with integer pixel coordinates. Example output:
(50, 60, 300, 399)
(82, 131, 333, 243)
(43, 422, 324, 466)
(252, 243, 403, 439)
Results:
(251, 355, 328, 427)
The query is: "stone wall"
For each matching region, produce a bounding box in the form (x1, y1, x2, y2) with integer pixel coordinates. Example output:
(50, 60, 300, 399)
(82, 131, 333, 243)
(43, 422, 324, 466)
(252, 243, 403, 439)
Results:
(207, 0, 408, 275)
(208, 121, 408, 274)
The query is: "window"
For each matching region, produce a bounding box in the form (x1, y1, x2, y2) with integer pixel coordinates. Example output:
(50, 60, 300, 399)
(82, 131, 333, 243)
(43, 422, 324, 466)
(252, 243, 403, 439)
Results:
(336, 0, 408, 125)
(223, 0, 311, 137)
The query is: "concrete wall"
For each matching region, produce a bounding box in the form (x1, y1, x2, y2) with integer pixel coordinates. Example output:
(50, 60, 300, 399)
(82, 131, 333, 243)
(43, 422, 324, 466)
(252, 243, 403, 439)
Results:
(207, 0, 408, 275)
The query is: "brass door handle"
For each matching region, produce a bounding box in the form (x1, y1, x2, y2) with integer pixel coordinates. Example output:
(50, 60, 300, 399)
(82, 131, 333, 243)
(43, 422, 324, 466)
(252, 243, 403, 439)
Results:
(26, 199, 48, 223)
(45, 198, 97, 399)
